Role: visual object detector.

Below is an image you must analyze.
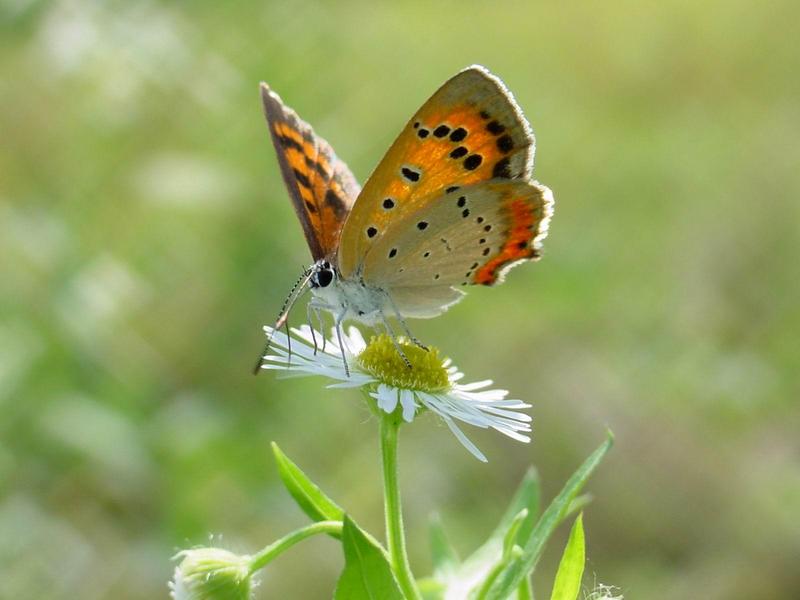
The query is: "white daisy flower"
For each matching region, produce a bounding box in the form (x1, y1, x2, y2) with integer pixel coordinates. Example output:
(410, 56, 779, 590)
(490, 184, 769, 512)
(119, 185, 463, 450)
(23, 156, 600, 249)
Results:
(260, 325, 532, 462)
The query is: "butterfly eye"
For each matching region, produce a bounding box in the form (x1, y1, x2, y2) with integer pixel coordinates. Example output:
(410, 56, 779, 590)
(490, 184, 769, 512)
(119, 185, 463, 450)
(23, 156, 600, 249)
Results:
(317, 268, 334, 288)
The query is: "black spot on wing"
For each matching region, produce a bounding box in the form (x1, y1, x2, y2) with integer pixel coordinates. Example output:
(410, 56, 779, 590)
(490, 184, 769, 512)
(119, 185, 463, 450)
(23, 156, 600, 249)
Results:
(325, 188, 348, 218)
(450, 127, 467, 142)
(277, 133, 304, 153)
(434, 125, 451, 137)
(486, 120, 505, 135)
(463, 154, 482, 170)
(497, 134, 514, 153)
(493, 157, 512, 179)
(401, 166, 421, 183)
(304, 155, 328, 179)
(293, 168, 312, 188)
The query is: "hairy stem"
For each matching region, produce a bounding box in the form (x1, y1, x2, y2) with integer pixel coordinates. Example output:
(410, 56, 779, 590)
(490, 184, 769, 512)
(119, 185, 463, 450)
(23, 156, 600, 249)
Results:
(248, 520, 342, 575)
(381, 413, 421, 600)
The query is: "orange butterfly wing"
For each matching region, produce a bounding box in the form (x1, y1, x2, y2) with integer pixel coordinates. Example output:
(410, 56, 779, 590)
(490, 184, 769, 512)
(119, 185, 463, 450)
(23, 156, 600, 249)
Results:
(261, 84, 360, 260)
(337, 65, 546, 284)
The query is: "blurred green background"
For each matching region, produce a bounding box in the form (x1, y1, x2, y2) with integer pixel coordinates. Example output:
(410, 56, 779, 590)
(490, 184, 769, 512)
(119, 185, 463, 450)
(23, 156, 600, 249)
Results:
(2, 0, 798, 598)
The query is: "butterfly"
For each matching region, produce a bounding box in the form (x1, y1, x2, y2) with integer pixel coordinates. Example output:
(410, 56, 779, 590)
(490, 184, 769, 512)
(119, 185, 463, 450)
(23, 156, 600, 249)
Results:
(255, 65, 554, 374)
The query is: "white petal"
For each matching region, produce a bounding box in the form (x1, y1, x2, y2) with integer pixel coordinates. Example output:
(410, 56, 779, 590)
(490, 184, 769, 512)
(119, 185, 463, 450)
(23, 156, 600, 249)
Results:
(373, 384, 398, 414)
(456, 379, 494, 391)
(442, 416, 487, 462)
(345, 326, 367, 353)
(400, 389, 416, 423)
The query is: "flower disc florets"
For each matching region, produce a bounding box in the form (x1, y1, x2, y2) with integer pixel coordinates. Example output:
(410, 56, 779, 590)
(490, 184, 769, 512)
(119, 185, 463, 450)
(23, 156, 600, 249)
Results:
(357, 334, 449, 392)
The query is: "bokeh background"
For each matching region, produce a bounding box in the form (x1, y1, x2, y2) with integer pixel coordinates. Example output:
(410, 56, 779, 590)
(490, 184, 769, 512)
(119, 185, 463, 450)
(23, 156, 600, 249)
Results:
(2, 0, 798, 598)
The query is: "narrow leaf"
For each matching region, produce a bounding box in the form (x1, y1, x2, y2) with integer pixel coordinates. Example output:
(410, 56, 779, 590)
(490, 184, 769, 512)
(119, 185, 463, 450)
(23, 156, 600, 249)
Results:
(429, 513, 460, 578)
(549, 514, 585, 600)
(418, 577, 446, 600)
(502, 509, 528, 560)
(334, 515, 405, 600)
(484, 433, 613, 600)
(441, 468, 541, 599)
(496, 467, 541, 545)
(271, 442, 344, 536)
(559, 494, 592, 527)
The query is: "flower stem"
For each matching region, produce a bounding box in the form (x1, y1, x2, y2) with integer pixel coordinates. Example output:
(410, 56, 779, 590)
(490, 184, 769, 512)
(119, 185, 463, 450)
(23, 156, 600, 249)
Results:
(380, 413, 422, 600)
(247, 520, 342, 575)
(518, 576, 533, 600)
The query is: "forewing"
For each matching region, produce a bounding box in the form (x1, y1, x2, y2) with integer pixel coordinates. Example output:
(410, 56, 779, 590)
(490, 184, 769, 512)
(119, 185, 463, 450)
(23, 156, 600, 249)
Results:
(261, 84, 360, 260)
(337, 65, 536, 277)
(363, 180, 553, 294)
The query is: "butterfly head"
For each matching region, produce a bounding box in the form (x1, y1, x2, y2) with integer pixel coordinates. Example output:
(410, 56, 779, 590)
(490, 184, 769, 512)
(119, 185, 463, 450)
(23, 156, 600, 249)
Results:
(309, 259, 337, 289)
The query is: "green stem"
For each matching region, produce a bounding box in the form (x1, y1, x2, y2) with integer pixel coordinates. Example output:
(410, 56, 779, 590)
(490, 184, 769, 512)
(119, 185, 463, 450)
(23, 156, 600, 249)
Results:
(248, 520, 342, 575)
(380, 413, 422, 600)
(518, 575, 533, 600)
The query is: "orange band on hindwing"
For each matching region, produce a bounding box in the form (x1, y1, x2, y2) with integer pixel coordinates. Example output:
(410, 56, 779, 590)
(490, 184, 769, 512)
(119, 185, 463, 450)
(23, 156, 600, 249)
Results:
(474, 196, 542, 286)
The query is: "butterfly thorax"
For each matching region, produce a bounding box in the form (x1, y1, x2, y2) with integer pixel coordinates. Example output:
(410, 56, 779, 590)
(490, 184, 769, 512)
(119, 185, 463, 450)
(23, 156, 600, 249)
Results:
(309, 259, 388, 325)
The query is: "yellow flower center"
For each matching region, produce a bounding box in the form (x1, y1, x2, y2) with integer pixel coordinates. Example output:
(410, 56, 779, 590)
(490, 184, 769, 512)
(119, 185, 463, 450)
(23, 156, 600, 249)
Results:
(357, 334, 450, 392)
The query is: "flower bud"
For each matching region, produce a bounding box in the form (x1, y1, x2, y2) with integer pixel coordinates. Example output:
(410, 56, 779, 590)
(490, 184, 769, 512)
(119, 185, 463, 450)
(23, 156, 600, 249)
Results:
(170, 547, 254, 600)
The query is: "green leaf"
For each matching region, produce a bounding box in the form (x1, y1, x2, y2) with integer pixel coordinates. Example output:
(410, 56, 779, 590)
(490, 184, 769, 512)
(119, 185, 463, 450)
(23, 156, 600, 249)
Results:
(559, 494, 592, 528)
(495, 467, 541, 546)
(439, 468, 541, 599)
(429, 513, 459, 578)
(271, 442, 344, 537)
(334, 515, 405, 600)
(502, 509, 528, 561)
(417, 577, 446, 600)
(483, 432, 613, 600)
(549, 514, 585, 600)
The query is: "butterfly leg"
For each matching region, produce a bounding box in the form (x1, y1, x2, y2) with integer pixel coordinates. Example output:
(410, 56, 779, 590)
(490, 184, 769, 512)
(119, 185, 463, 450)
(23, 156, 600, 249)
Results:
(379, 310, 413, 369)
(385, 293, 428, 351)
(315, 307, 327, 354)
(285, 319, 293, 366)
(308, 298, 334, 354)
(334, 309, 351, 377)
(306, 302, 319, 355)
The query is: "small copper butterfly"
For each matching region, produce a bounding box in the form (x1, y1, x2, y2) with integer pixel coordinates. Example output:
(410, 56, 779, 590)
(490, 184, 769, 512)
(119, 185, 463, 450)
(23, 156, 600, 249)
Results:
(256, 65, 554, 373)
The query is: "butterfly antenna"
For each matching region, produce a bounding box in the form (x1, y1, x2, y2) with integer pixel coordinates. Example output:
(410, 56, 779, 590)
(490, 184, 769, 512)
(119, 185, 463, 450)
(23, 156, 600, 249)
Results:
(253, 268, 312, 375)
